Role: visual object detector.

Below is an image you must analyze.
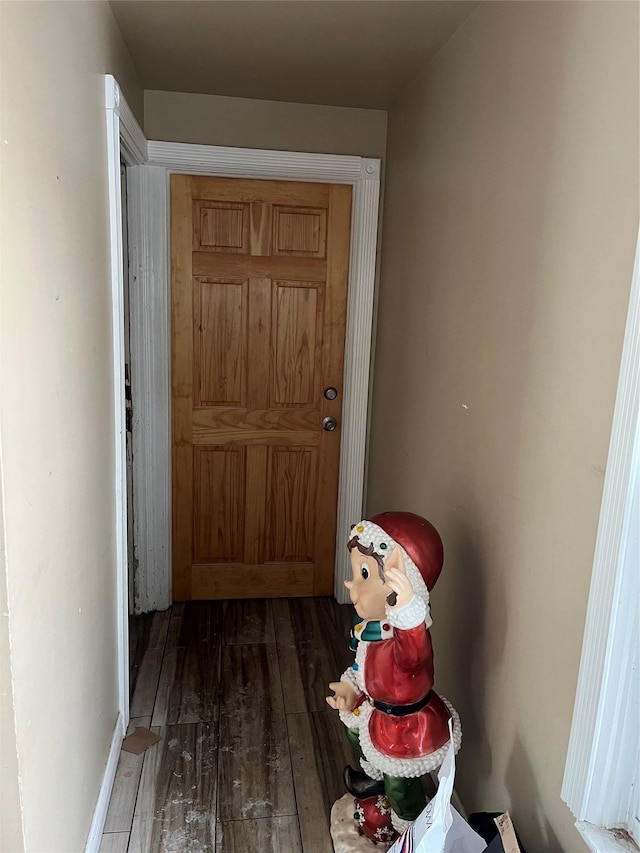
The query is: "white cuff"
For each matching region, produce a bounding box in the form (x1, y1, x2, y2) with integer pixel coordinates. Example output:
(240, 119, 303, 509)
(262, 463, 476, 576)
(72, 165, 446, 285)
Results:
(340, 668, 359, 690)
(391, 811, 413, 833)
(386, 594, 429, 630)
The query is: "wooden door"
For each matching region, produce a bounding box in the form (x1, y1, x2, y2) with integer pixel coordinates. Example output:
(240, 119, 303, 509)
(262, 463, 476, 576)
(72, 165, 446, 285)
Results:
(171, 175, 352, 600)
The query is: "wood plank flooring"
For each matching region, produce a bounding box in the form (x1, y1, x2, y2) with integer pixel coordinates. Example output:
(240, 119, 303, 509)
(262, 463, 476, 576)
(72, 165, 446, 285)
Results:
(100, 598, 358, 853)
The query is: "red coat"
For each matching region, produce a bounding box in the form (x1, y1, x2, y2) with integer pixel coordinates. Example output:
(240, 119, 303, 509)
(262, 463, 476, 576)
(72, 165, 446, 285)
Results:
(358, 624, 451, 760)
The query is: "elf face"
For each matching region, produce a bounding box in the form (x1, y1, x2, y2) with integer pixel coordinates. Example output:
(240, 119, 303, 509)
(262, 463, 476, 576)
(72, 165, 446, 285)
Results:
(345, 547, 390, 621)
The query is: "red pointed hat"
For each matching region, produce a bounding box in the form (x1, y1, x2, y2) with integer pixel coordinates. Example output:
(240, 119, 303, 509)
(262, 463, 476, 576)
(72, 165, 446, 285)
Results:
(369, 511, 444, 591)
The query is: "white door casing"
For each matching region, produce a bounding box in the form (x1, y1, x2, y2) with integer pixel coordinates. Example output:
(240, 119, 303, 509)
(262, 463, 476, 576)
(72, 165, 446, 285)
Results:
(93, 74, 147, 853)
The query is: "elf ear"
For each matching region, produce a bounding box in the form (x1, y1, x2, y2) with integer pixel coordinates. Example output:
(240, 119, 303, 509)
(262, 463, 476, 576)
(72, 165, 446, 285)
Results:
(384, 545, 406, 576)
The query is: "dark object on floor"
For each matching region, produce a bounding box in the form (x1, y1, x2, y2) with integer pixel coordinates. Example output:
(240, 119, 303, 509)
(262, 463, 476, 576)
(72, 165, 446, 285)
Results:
(468, 812, 528, 853)
(121, 726, 161, 755)
(343, 764, 386, 798)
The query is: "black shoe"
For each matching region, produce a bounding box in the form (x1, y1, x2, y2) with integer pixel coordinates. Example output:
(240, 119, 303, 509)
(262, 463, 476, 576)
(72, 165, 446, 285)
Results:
(343, 764, 385, 798)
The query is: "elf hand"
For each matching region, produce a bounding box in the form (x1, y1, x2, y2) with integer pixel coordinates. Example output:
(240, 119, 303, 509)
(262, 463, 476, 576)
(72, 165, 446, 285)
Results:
(326, 680, 360, 712)
(384, 546, 414, 609)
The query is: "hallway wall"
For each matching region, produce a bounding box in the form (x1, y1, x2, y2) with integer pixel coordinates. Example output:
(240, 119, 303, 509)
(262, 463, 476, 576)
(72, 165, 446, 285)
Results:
(368, 2, 638, 851)
(144, 89, 387, 158)
(0, 2, 142, 849)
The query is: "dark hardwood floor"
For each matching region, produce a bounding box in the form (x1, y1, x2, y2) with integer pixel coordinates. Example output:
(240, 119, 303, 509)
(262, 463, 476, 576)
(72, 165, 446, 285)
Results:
(100, 598, 358, 853)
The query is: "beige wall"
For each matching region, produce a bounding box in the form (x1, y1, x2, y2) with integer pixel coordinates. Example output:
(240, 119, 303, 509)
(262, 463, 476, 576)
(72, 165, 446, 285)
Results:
(144, 89, 387, 158)
(0, 2, 142, 849)
(368, 2, 638, 851)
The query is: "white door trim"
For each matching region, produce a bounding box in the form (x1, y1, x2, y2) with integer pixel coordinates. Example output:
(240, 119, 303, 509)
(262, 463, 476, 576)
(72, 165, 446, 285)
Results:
(126, 165, 172, 612)
(104, 76, 147, 735)
(146, 139, 378, 183)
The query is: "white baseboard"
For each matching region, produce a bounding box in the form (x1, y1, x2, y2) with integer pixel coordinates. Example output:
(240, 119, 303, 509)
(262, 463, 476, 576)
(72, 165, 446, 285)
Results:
(85, 714, 124, 852)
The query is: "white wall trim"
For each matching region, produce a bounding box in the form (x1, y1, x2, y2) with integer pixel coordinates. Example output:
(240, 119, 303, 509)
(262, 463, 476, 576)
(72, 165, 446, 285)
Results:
(84, 713, 124, 853)
(147, 140, 378, 183)
(96, 75, 147, 852)
(127, 165, 172, 612)
(562, 227, 640, 839)
(335, 174, 381, 600)
(104, 76, 133, 731)
(105, 76, 147, 166)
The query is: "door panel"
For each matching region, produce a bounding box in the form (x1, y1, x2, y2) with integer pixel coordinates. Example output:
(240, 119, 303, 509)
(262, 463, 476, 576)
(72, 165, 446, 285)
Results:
(272, 281, 323, 405)
(193, 446, 245, 564)
(194, 278, 248, 406)
(171, 175, 351, 600)
(195, 201, 249, 253)
(266, 446, 317, 562)
(273, 206, 327, 257)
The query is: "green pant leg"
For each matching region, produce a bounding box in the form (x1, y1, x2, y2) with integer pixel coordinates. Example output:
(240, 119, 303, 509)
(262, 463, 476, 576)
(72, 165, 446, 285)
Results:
(382, 774, 426, 822)
(346, 725, 425, 821)
(346, 726, 363, 756)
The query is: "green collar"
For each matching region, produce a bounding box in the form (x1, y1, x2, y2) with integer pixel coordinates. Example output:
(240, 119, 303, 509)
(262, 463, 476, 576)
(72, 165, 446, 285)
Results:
(349, 617, 393, 651)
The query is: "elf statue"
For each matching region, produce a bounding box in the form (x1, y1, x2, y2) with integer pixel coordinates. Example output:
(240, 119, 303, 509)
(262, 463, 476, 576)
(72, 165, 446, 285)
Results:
(327, 512, 462, 845)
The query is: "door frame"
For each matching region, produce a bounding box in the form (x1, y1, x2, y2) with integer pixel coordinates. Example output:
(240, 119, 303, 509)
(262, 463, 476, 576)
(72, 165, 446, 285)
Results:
(105, 71, 380, 703)
(148, 149, 380, 606)
(104, 77, 147, 736)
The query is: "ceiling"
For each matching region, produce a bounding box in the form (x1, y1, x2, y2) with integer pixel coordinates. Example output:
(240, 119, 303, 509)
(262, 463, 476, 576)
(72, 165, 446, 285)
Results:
(110, 1, 480, 110)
